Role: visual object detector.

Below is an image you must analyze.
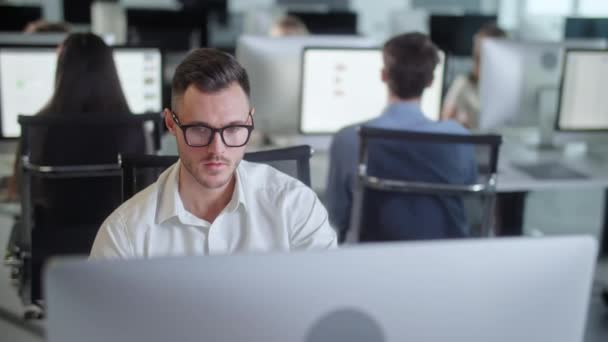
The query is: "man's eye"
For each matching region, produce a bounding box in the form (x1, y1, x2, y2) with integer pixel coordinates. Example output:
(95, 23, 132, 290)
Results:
(224, 126, 242, 134)
(192, 126, 211, 134)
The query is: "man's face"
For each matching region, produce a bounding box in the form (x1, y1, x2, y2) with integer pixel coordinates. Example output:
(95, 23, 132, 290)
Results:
(165, 82, 253, 190)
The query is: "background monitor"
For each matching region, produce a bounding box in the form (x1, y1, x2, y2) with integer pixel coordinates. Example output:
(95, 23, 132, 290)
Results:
(235, 35, 378, 136)
(557, 49, 608, 131)
(45, 236, 596, 342)
(429, 14, 497, 56)
(63, 0, 94, 24)
(565, 18, 608, 40)
(0, 47, 162, 138)
(126, 8, 207, 50)
(0, 5, 41, 31)
(287, 11, 358, 35)
(299, 47, 445, 134)
(478, 38, 607, 132)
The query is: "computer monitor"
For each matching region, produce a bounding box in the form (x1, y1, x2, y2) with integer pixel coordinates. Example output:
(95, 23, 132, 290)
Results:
(565, 18, 608, 40)
(126, 8, 208, 50)
(0, 47, 162, 138)
(556, 49, 608, 131)
(288, 11, 358, 35)
(63, 0, 94, 24)
(0, 5, 41, 31)
(478, 38, 607, 132)
(45, 236, 596, 342)
(299, 47, 445, 134)
(235, 35, 378, 136)
(429, 14, 497, 56)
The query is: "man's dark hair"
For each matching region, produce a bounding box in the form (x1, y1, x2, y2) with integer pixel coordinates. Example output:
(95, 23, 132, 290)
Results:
(171, 48, 250, 109)
(382, 32, 440, 100)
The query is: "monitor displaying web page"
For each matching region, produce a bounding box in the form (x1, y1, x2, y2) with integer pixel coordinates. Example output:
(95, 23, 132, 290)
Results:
(557, 49, 608, 131)
(299, 47, 445, 134)
(0, 47, 162, 138)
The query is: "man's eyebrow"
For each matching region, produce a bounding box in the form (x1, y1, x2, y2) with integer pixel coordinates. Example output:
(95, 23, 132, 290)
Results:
(181, 118, 249, 127)
(225, 119, 249, 125)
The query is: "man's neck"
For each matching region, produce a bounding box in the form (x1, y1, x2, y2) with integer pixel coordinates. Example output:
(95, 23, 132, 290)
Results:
(178, 165, 236, 223)
(388, 94, 421, 104)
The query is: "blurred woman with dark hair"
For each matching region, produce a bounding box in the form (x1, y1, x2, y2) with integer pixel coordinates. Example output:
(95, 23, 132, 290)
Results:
(40, 32, 131, 115)
(8, 32, 145, 200)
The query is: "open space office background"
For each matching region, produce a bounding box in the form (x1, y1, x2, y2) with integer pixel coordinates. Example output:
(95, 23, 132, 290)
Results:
(3, 0, 608, 238)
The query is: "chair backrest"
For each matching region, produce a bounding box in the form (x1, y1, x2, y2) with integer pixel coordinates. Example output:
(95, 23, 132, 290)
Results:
(15, 113, 162, 305)
(120, 145, 313, 202)
(347, 126, 501, 243)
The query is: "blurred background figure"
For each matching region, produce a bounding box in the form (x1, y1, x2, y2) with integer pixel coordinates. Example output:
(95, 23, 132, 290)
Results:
(441, 22, 506, 129)
(23, 20, 71, 33)
(7, 32, 145, 201)
(269, 15, 309, 37)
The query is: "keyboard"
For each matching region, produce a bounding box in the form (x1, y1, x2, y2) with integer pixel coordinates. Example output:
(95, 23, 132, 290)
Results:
(513, 161, 588, 180)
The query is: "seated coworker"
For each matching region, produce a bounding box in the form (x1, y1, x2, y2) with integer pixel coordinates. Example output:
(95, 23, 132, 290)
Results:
(90, 48, 337, 259)
(441, 22, 506, 129)
(10, 32, 146, 223)
(326, 32, 477, 241)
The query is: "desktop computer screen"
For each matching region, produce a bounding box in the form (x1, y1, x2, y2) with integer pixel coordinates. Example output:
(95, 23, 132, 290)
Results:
(565, 18, 608, 40)
(299, 47, 445, 134)
(235, 35, 378, 136)
(0, 47, 162, 138)
(478, 38, 607, 132)
(557, 49, 608, 131)
(429, 15, 497, 56)
(287, 11, 358, 35)
(45, 236, 596, 342)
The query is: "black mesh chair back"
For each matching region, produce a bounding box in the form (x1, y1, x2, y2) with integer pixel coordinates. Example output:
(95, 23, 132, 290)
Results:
(14, 113, 162, 305)
(120, 145, 313, 202)
(347, 126, 501, 243)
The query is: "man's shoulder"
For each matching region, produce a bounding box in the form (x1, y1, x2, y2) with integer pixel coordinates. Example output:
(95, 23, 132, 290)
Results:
(425, 119, 471, 135)
(331, 123, 360, 151)
(239, 160, 314, 200)
(104, 163, 176, 230)
(107, 181, 159, 226)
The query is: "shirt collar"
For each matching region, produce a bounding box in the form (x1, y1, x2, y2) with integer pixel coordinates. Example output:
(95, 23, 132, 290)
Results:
(379, 101, 430, 126)
(156, 161, 246, 225)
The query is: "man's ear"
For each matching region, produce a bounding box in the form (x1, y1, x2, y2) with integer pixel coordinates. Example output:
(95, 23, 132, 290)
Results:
(164, 109, 176, 136)
(249, 107, 255, 123)
(381, 67, 388, 83)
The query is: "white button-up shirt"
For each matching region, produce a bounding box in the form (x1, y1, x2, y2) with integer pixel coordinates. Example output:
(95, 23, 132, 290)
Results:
(90, 160, 337, 259)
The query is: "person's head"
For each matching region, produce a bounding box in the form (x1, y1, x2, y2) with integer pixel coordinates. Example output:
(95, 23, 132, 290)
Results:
(42, 32, 130, 115)
(472, 22, 506, 80)
(269, 15, 309, 37)
(382, 32, 440, 101)
(165, 48, 254, 191)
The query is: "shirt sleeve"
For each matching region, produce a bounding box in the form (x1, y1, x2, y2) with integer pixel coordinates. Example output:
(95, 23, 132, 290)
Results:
(288, 186, 338, 250)
(89, 210, 134, 259)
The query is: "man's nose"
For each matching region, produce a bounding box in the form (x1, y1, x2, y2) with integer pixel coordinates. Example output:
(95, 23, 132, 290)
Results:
(207, 131, 226, 153)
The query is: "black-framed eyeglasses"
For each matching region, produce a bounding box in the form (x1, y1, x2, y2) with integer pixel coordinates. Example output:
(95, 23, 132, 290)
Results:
(170, 110, 254, 147)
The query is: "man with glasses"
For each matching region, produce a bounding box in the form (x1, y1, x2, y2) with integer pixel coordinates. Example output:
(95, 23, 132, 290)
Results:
(90, 49, 337, 258)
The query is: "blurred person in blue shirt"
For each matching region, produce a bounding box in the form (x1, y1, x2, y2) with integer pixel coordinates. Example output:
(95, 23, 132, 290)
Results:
(326, 32, 477, 242)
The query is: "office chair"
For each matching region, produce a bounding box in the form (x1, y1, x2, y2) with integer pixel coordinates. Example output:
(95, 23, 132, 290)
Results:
(346, 126, 501, 243)
(6, 113, 162, 310)
(120, 145, 313, 201)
